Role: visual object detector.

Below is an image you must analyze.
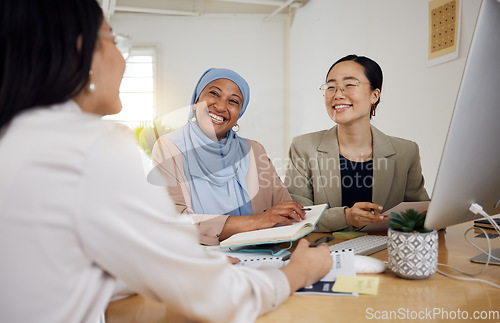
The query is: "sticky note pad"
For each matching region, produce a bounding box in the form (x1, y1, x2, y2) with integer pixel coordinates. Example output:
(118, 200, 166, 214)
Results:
(332, 275, 379, 296)
(332, 231, 367, 239)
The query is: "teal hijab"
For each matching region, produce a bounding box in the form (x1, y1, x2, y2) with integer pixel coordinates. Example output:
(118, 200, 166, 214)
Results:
(166, 68, 252, 216)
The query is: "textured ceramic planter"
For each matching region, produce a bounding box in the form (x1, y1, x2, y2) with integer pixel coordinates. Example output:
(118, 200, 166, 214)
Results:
(387, 228, 438, 280)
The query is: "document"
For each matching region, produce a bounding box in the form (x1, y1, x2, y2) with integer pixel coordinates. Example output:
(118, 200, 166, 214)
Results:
(233, 253, 287, 269)
(209, 245, 291, 269)
(217, 246, 358, 296)
(295, 249, 357, 296)
(362, 201, 430, 232)
(219, 204, 327, 248)
(213, 237, 358, 296)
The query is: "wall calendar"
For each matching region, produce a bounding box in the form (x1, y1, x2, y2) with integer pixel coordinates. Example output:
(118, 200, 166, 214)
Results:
(428, 0, 461, 66)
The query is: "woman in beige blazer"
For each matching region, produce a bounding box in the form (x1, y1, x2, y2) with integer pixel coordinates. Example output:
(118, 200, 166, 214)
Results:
(152, 68, 305, 245)
(285, 55, 429, 232)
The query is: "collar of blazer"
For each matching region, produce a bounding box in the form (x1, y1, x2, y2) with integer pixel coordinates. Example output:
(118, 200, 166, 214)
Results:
(315, 124, 396, 208)
(316, 124, 396, 158)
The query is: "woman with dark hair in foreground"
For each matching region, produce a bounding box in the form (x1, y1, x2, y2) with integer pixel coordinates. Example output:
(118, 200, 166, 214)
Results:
(0, 1, 331, 322)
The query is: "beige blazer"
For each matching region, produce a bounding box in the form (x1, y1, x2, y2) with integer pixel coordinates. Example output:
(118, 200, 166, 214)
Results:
(152, 137, 291, 245)
(284, 125, 429, 232)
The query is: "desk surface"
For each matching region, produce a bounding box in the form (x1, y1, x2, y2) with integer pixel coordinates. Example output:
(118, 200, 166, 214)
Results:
(105, 221, 500, 322)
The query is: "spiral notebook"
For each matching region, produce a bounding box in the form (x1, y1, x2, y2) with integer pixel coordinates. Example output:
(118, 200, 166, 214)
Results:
(234, 254, 287, 269)
(225, 247, 357, 296)
(204, 245, 291, 269)
(295, 249, 357, 296)
(226, 245, 291, 269)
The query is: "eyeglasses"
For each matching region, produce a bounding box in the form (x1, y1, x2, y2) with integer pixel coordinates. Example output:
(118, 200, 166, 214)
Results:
(319, 80, 370, 97)
(98, 31, 132, 60)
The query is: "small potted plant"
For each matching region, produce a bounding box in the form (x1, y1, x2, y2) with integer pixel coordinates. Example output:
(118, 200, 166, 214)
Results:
(133, 118, 174, 158)
(387, 209, 438, 280)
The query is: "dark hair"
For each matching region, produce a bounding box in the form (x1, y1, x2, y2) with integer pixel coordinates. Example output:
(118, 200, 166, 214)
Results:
(326, 54, 383, 108)
(0, 0, 103, 129)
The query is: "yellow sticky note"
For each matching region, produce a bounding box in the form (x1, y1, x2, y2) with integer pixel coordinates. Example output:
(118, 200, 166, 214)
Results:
(332, 275, 379, 296)
(332, 231, 367, 238)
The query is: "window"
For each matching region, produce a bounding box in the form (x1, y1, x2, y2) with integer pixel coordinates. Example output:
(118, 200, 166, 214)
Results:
(104, 47, 157, 127)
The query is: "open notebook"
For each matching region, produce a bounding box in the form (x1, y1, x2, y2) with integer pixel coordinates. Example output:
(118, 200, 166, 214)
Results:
(220, 204, 327, 248)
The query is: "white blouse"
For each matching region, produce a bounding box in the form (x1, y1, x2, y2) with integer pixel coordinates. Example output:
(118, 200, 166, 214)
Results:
(0, 100, 289, 323)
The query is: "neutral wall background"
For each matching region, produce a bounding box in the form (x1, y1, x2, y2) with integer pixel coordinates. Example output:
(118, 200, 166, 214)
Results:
(288, 0, 482, 194)
(111, 13, 287, 165)
(110, 0, 483, 194)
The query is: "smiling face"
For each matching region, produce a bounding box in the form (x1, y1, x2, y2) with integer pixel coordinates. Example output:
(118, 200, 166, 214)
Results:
(194, 78, 243, 141)
(324, 61, 380, 125)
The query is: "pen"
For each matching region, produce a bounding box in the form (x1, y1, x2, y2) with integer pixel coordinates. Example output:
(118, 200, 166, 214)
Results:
(281, 236, 334, 261)
(263, 207, 312, 212)
(353, 209, 375, 232)
(354, 225, 367, 232)
(371, 207, 387, 220)
(309, 236, 334, 247)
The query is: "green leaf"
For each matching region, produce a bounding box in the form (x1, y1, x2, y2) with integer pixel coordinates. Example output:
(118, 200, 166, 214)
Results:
(391, 213, 403, 221)
(389, 222, 403, 230)
(389, 208, 428, 232)
(402, 225, 413, 232)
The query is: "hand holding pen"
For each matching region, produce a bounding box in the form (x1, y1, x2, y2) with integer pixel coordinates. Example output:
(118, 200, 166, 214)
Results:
(257, 201, 310, 227)
(344, 202, 386, 227)
(282, 236, 334, 261)
(279, 239, 333, 292)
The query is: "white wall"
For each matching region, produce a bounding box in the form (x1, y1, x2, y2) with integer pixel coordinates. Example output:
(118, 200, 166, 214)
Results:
(110, 13, 287, 165)
(288, 0, 482, 193)
(109, 0, 483, 190)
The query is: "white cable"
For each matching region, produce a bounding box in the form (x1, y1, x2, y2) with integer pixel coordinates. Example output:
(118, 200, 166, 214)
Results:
(437, 227, 491, 276)
(436, 268, 500, 289)
(469, 203, 500, 232)
(469, 203, 500, 261)
(435, 203, 500, 289)
(464, 227, 500, 262)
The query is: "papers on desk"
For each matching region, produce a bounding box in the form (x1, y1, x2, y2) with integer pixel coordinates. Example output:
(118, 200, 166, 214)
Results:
(225, 245, 290, 269)
(233, 254, 286, 269)
(205, 245, 291, 269)
(333, 275, 380, 296)
(207, 244, 358, 296)
(295, 249, 357, 296)
(361, 201, 430, 232)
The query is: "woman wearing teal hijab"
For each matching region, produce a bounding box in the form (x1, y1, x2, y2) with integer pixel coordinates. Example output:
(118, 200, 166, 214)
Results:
(152, 68, 305, 245)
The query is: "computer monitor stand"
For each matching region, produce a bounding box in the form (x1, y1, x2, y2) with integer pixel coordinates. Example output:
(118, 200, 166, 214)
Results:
(470, 249, 500, 266)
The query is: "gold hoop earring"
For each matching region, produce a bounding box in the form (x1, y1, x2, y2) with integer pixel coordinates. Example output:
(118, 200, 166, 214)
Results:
(191, 106, 197, 122)
(88, 70, 96, 92)
(232, 124, 240, 132)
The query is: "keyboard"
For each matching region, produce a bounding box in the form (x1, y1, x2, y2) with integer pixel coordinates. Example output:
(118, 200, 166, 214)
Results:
(328, 235, 388, 256)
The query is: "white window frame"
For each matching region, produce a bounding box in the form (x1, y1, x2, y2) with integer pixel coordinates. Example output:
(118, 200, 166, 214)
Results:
(104, 46, 159, 129)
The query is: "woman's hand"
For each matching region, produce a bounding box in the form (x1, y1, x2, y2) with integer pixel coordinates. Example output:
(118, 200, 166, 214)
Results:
(227, 255, 240, 265)
(253, 201, 307, 230)
(280, 239, 332, 293)
(344, 202, 386, 227)
(219, 201, 307, 241)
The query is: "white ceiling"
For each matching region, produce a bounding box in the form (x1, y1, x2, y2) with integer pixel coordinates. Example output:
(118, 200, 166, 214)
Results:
(99, 0, 309, 20)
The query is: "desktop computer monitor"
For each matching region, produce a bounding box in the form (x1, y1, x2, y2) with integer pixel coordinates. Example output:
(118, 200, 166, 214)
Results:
(424, 0, 500, 230)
